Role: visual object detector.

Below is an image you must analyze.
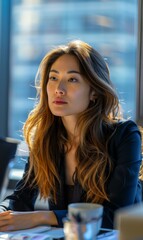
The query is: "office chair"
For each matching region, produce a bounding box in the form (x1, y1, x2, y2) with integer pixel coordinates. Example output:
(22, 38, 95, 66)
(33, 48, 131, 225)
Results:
(0, 137, 20, 199)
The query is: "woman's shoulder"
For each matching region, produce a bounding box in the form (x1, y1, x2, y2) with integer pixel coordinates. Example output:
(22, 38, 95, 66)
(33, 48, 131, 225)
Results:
(111, 119, 141, 144)
(115, 119, 140, 134)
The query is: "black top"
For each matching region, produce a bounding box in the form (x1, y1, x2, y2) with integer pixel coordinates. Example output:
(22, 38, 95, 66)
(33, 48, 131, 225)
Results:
(64, 185, 75, 206)
(0, 120, 142, 229)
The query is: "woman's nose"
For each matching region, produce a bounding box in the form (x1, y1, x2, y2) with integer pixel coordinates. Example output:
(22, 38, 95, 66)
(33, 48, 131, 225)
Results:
(55, 82, 66, 95)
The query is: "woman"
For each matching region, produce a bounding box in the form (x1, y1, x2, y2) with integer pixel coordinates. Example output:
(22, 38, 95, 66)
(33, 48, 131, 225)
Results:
(0, 40, 142, 231)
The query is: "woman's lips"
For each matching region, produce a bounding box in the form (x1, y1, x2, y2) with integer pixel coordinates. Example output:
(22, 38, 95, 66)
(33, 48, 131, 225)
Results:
(53, 100, 67, 105)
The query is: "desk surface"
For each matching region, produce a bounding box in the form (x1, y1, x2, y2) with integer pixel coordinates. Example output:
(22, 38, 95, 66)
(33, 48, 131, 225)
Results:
(0, 226, 118, 240)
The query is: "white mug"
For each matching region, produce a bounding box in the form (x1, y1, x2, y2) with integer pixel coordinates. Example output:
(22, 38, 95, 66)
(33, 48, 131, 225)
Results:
(68, 203, 103, 222)
(67, 203, 103, 237)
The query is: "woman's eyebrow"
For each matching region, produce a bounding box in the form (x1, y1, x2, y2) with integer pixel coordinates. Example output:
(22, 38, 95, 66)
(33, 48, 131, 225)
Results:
(49, 69, 81, 74)
(68, 70, 81, 74)
(49, 69, 59, 73)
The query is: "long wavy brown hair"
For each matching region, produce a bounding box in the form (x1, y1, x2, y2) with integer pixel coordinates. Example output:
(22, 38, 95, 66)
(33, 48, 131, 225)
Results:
(23, 40, 121, 204)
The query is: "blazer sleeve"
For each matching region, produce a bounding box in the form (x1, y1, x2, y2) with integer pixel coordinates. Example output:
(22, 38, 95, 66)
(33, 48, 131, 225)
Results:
(102, 120, 142, 229)
(53, 210, 68, 227)
(0, 161, 39, 212)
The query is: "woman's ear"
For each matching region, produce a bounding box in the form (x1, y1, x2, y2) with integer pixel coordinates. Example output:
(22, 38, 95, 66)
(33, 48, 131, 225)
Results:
(90, 90, 96, 102)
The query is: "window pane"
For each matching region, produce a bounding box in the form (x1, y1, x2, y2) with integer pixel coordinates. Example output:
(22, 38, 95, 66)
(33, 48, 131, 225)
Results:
(8, 0, 138, 141)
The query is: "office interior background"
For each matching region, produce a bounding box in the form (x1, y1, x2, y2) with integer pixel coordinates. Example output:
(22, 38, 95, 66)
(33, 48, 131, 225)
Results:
(0, 0, 143, 192)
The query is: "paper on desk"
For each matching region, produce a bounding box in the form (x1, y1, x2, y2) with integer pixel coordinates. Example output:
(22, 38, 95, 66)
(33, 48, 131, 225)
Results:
(0, 226, 51, 235)
(0, 226, 64, 240)
(0, 233, 50, 240)
(97, 229, 119, 240)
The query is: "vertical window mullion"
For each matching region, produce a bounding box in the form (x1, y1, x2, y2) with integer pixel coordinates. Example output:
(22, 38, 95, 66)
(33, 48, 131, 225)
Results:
(0, 0, 11, 137)
(136, 0, 143, 126)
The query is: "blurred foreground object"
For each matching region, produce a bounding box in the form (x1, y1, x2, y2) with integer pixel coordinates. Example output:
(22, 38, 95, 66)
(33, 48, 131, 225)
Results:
(115, 203, 143, 240)
(63, 203, 103, 239)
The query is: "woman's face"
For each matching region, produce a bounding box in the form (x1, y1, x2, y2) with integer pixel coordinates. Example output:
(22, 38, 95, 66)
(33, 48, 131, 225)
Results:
(47, 54, 94, 118)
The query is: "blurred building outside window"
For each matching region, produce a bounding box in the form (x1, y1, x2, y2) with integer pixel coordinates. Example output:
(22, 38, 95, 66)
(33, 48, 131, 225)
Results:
(8, 0, 138, 179)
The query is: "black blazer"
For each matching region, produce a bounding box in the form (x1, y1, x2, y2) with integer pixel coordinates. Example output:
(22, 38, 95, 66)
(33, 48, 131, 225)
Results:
(0, 120, 142, 229)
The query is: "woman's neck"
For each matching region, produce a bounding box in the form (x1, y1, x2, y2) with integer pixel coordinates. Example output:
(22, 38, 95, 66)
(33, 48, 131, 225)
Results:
(61, 116, 79, 147)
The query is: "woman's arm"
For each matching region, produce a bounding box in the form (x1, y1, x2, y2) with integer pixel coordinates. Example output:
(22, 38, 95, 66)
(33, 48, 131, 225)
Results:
(0, 161, 38, 212)
(0, 160, 68, 229)
(0, 210, 58, 231)
(102, 120, 142, 229)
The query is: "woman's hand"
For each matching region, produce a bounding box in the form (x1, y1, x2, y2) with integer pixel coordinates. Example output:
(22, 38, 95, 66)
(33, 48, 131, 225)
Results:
(0, 210, 58, 231)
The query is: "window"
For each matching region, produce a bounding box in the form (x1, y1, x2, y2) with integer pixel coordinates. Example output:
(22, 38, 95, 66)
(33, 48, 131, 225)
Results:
(8, 0, 139, 142)
(0, 0, 140, 171)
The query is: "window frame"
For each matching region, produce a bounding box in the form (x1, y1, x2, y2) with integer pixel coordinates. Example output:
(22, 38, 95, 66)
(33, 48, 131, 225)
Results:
(0, 0, 11, 137)
(136, 0, 143, 126)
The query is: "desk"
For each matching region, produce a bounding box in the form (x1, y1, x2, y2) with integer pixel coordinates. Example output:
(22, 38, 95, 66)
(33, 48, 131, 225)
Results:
(0, 227, 119, 240)
(0, 226, 64, 240)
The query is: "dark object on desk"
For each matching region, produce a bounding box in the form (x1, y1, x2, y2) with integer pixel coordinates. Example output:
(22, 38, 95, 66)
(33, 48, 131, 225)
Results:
(0, 137, 20, 198)
(52, 238, 64, 240)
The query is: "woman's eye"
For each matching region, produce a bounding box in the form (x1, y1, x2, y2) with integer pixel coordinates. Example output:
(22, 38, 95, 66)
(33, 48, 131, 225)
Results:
(68, 78, 78, 82)
(49, 76, 57, 81)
